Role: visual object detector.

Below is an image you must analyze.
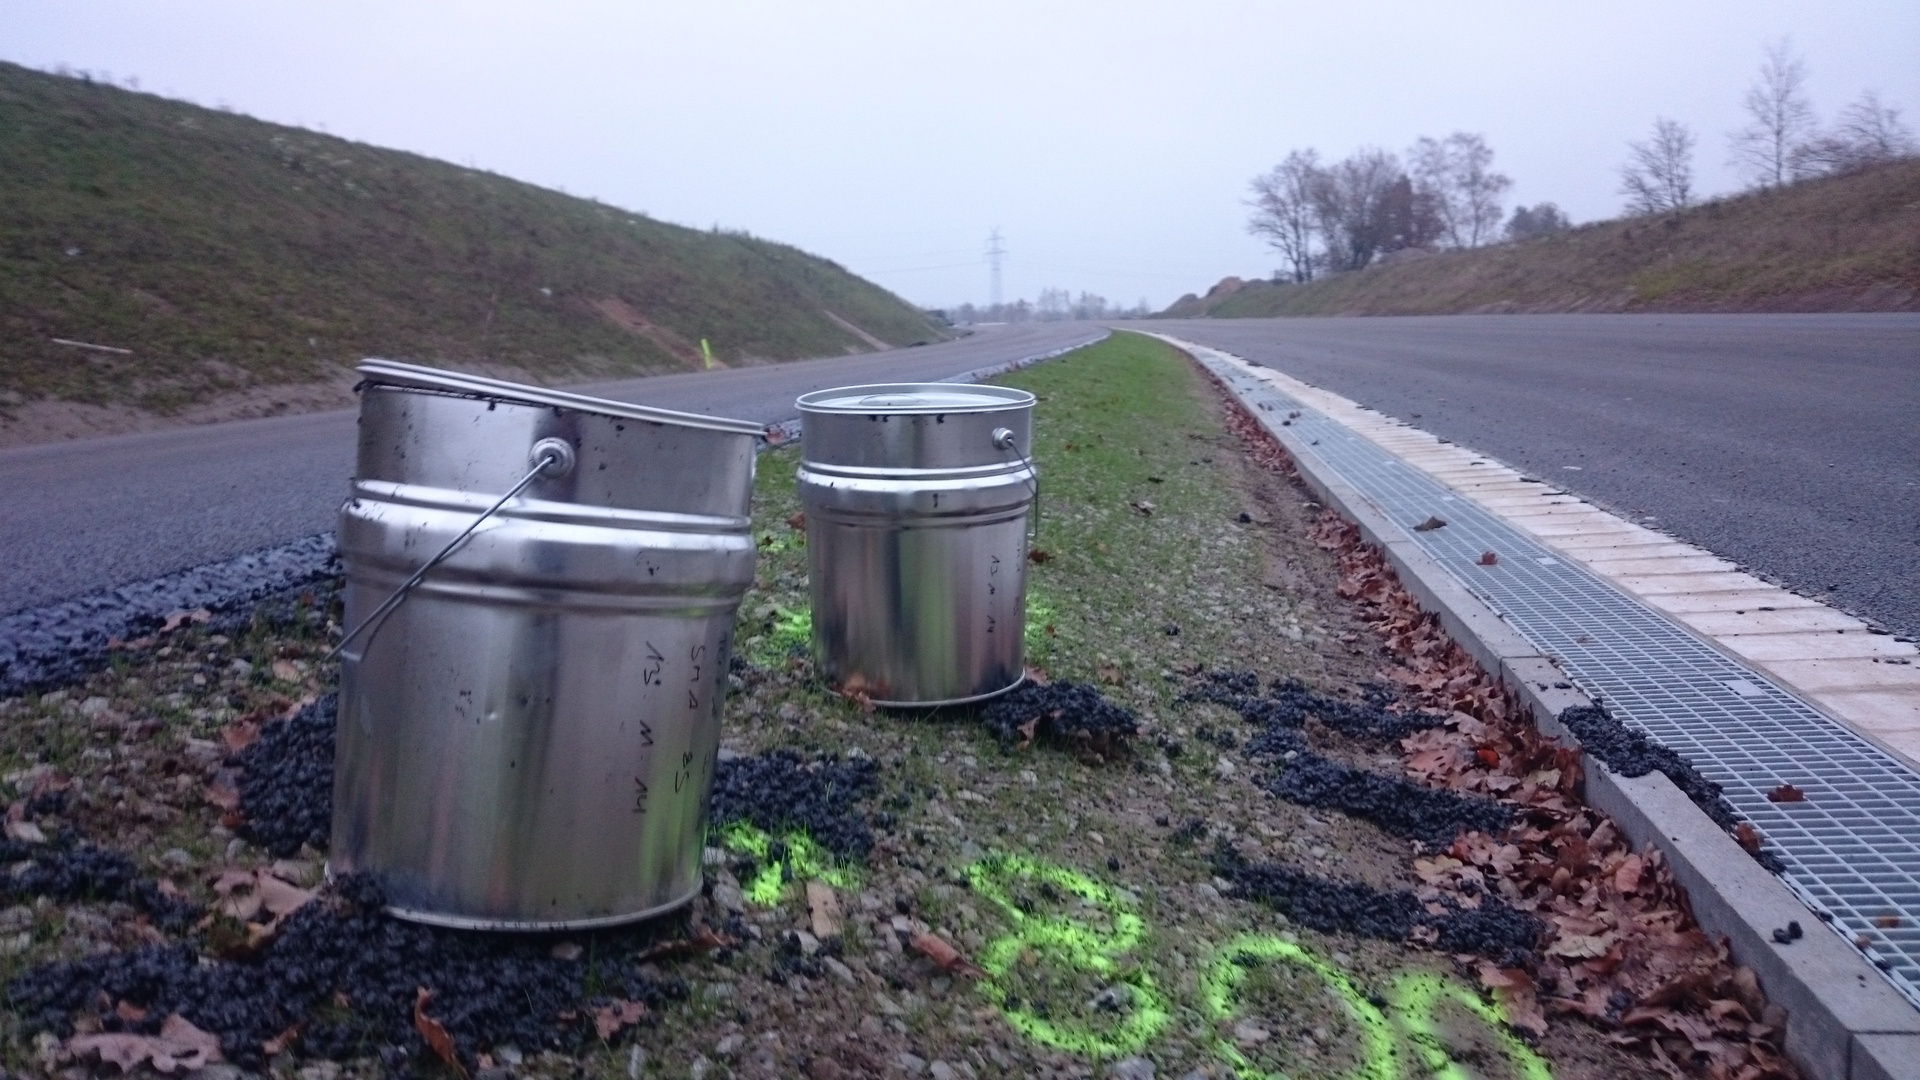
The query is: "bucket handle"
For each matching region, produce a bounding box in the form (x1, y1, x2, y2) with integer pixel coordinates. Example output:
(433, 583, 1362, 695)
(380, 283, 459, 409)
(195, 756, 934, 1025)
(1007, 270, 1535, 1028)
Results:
(326, 438, 576, 662)
(992, 427, 1040, 544)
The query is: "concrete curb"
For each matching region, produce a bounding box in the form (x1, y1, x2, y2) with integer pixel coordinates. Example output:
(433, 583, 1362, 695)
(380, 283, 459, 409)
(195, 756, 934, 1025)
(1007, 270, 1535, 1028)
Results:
(1174, 340, 1920, 1080)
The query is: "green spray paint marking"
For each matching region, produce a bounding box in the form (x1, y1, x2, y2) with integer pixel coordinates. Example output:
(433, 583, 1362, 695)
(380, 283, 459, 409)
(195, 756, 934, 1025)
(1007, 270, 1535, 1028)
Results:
(701, 338, 717, 369)
(964, 853, 1171, 1058)
(715, 821, 860, 906)
(1024, 590, 1056, 656)
(744, 604, 811, 667)
(1392, 972, 1552, 1080)
(1201, 933, 1395, 1080)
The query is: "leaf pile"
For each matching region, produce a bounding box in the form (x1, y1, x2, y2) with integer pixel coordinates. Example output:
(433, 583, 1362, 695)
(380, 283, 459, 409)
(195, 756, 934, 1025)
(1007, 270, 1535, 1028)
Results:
(1215, 385, 1797, 1079)
(708, 749, 882, 862)
(9, 874, 686, 1072)
(978, 679, 1139, 758)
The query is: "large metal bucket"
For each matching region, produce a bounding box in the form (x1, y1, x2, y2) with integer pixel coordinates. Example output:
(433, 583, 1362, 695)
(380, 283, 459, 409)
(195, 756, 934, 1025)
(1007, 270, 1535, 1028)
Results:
(796, 383, 1036, 706)
(331, 360, 761, 929)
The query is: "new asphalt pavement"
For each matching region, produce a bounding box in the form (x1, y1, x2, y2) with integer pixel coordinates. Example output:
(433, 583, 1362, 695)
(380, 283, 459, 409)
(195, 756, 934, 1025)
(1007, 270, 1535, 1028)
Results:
(1140, 313, 1920, 639)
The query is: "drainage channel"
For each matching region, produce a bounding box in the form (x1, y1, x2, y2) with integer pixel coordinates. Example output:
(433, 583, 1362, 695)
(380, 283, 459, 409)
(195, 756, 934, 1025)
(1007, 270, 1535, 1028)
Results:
(1192, 348, 1920, 1012)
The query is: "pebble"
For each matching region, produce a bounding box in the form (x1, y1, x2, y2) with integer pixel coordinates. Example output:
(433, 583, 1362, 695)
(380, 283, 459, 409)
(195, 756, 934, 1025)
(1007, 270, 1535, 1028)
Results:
(1110, 1058, 1156, 1080)
(929, 1062, 961, 1080)
(689, 1056, 712, 1080)
(714, 1033, 744, 1058)
(626, 1045, 645, 1080)
(895, 1052, 927, 1076)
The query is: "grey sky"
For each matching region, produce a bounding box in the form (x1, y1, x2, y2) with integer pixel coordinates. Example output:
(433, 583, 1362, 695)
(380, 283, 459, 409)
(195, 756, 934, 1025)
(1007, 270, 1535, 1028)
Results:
(6, 1, 1917, 309)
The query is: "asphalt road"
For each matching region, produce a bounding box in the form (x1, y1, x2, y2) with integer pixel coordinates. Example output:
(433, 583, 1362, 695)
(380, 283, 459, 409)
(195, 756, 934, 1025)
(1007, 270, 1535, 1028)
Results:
(0, 323, 1102, 615)
(1140, 314, 1920, 640)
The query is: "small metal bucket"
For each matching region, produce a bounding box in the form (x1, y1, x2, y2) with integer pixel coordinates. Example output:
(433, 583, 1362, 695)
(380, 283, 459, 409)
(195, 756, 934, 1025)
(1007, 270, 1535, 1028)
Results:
(331, 360, 761, 929)
(796, 383, 1036, 706)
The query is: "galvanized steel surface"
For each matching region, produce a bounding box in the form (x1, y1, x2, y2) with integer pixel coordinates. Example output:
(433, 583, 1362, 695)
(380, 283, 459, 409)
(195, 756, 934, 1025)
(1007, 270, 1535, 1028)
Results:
(797, 383, 1036, 706)
(333, 361, 757, 929)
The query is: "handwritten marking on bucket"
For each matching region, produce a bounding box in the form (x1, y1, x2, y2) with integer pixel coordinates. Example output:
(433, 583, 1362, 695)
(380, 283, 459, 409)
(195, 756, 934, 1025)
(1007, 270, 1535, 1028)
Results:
(332, 360, 761, 930)
(796, 383, 1037, 706)
(964, 853, 1552, 1078)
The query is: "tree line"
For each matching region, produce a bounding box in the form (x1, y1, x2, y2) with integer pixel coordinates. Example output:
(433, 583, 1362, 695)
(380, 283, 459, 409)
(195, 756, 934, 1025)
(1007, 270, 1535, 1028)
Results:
(1620, 40, 1915, 215)
(1248, 41, 1914, 277)
(939, 292, 1154, 325)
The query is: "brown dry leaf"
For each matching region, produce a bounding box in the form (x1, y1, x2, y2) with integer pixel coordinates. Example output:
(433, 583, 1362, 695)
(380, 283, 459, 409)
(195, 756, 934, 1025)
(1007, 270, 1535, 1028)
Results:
(807, 880, 843, 940)
(1477, 551, 1499, 566)
(1547, 933, 1617, 959)
(785, 511, 807, 532)
(1734, 822, 1764, 853)
(1873, 914, 1902, 929)
(1614, 853, 1646, 894)
(1765, 784, 1807, 803)
(68, 1014, 223, 1074)
(1494, 979, 1548, 1037)
(1027, 547, 1052, 564)
(592, 1000, 647, 1041)
(1412, 515, 1448, 531)
(413, 988, 470, 1080)
(261, 1023, 303, 1056)
(160, 608, 212, 634)
(909, 931, 982, 976)
(204, 777, 242, 812)
(631, 925, 736, 964)
(1098, 664, 1124, 685)
(270, 659, 301, 683)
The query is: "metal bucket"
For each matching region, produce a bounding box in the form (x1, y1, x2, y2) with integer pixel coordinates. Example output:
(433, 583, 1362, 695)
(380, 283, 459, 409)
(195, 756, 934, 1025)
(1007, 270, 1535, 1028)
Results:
(331, 359, 761, 929)
(796, 383, 1036, 706)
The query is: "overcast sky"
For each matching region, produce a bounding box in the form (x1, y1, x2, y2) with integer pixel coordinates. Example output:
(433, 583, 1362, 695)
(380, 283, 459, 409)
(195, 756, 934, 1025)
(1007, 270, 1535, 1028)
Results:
(6, 1, 1917, 309)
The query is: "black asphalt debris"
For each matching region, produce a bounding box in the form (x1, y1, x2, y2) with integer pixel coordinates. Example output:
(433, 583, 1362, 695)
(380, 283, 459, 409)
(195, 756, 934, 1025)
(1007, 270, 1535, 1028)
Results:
(0, 534, 339, 697)
(1557, 704, 1786, 873)
(233, 693, 338, 858)
(1183, 670, 1441, 743)
(979, 680, 1139, 757)
(1263, 753, 1511, 849)
(708, 749, 882, 861)
(1211, 844, 1539, 966)
(8, 874, 687, 1070)
(0, 832, 200, 931)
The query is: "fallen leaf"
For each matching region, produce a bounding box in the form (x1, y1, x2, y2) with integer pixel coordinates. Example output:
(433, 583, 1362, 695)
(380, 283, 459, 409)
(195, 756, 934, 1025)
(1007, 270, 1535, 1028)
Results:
(909, 931, 982, 976)
(1027, 547, 1052, 564)
(1412, 516, 1447, 532)
(68, 1014, 223, 1074)
(413, 988, 469, 1080)
(270, 660, 301, 683)
(1547, 933, 1617, 959)
(1098, 664, 1124, 685)
(593, 1000, 647, 1040)
(1873, 914, 1902, 929)
(261, 1023, 302, 1056)
(204, 778, 242, 812)
(631, 925, 736, 964)
(807, 880, 843, 940)
(1614, 854, 1645, 894)
(1477, 551, 1499, 566)
(160, 609, 212, 634)
(1734, 822, 1764, 853)
(785, 511, 807, 532)
(1765, 784, 1806, 803)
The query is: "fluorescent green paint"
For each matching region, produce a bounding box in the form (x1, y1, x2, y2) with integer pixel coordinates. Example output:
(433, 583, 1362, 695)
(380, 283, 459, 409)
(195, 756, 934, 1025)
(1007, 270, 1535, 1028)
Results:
(701, 338, 717, 369)
(1200, 934, 1396, 1080)
(1391, 972, 1552, 1080)
(964, 853, 1171, 1057)
(745, 603, 810, 665)
(1024, 590, 1056, 655)
(715, 821, 861, 906)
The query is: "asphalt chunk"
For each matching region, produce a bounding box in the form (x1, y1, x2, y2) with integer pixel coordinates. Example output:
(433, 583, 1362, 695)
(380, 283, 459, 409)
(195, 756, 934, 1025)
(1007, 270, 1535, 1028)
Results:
(1211, 844, 1539, 965)
(234, 693, 337, 858)
(1264, 752, 1511, 849)
(0, 832, 200, 931)
(8, 874, 686, 1070)
(708, 749, 882, 861)
(1183, 670, 1441, 743)
(1558, 703, 1786, 873)
(979, 680, 1140, 757)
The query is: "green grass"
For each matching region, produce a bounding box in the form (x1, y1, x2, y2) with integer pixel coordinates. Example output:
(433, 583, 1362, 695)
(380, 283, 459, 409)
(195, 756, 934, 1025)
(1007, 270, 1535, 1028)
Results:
(0, 62, 946, 412)
(1164, 158, 1920, 317)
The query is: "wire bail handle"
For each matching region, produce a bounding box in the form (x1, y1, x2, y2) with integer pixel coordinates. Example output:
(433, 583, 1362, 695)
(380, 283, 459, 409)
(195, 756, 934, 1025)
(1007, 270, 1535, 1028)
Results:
(327, 437, 576, 662)
(993, 426, 1040, 542)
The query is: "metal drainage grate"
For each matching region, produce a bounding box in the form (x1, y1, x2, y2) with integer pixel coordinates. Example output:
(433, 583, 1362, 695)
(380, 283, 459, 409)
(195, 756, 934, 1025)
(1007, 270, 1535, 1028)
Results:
(1193, 350, 1920, 1011)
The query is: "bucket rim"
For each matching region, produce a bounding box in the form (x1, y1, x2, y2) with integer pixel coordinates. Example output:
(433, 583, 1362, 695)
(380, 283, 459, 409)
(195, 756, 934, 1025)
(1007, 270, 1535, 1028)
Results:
(796, 381, 1035, 415)
(358, 359, 765, 436)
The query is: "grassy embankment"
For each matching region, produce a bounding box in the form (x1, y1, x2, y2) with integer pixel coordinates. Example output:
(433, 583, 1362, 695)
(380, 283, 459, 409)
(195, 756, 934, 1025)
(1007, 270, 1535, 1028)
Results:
(1163, 158, 1920, 317)
(2, 333, 1671, 1078)
(0, 61, 944, 417)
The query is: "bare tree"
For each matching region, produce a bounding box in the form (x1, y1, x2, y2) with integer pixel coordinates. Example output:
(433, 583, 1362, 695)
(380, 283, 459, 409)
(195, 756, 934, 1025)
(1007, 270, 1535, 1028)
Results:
(1408, 132, 1513, 247)
(1620, 118, 1696, 214)
(1505, 202, 1571, 241)
(1247, 150, 1322, 282)
(1312, 148, 1406, 272)
(1728, 39, 1816, 188)
(1792, 90, 1918, 176)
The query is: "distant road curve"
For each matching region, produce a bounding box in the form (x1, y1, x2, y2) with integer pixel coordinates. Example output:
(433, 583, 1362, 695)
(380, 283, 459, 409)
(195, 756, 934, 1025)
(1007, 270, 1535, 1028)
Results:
(1134, 314, 1920, 639)
(0, 323, 1102, 614)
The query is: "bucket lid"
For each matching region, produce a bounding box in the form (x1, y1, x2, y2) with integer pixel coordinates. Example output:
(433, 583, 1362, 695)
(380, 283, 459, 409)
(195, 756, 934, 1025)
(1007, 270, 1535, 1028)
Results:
(796, 382, 1034, 415)
(358, 359, 765, 435)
